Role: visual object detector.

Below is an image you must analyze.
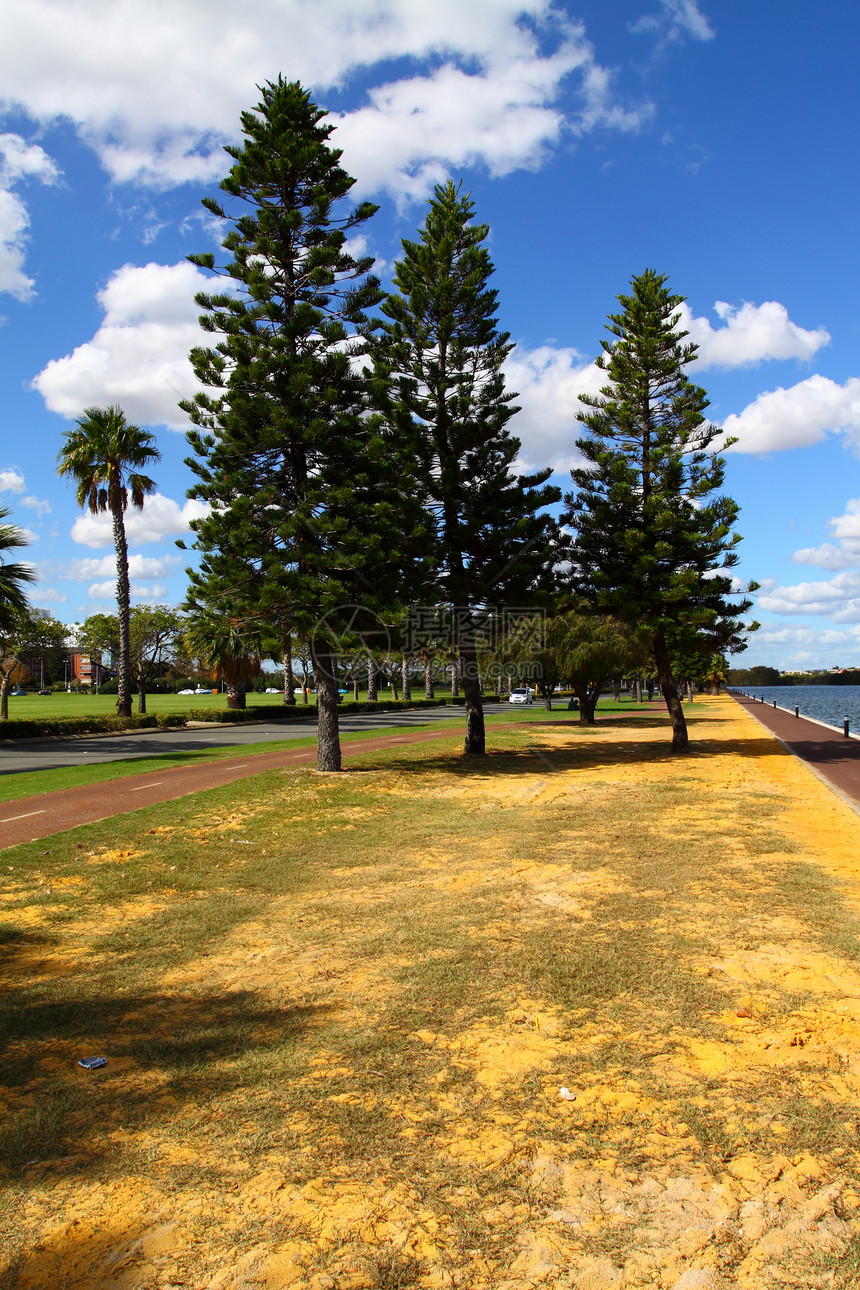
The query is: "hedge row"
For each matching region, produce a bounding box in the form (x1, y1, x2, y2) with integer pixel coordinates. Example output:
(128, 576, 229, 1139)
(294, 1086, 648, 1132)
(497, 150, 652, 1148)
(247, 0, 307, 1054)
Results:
(0, 697, 453, 740)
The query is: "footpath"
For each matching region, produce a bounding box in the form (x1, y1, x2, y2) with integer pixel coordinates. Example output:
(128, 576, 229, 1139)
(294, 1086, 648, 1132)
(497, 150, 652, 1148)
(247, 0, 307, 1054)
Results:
(729, 690, 860, 811)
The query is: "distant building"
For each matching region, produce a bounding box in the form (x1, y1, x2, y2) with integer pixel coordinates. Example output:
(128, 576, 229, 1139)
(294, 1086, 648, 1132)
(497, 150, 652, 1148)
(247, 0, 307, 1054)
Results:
(70, 652, 114, 687)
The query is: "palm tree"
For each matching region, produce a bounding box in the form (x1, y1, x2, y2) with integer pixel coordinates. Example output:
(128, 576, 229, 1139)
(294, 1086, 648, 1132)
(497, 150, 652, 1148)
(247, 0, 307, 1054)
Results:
(57, 405, 160, 717)
(0, 506, 35, 631)
(183, 614, 260, 709)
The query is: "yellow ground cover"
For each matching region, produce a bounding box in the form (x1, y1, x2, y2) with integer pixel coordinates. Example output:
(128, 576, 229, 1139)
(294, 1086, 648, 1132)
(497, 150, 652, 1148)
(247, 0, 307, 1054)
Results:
(1, 696, 860, 1288)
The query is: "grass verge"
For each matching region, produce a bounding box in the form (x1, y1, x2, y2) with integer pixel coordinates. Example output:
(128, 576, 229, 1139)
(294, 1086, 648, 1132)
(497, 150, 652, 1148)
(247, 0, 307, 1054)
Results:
(5, 698, 842, 1288)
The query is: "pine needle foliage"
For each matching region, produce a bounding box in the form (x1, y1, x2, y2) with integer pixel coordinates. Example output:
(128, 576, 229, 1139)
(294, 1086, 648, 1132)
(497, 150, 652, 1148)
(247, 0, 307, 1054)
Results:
(564, 269, 754, 752)
(376, 181, 560, 754)
(181, 78, 424, 770)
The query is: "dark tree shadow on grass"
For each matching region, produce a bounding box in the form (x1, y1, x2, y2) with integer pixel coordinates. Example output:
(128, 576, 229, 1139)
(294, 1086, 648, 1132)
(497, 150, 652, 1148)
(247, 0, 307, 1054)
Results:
(0, 983, 327, 1182)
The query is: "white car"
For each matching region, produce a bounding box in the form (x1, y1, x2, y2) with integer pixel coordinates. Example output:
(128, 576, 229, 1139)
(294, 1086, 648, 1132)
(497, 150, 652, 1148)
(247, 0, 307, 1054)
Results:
(508, 687, 534, 705)
(178, 688, 195, 695)
(265, 687, 283, 694)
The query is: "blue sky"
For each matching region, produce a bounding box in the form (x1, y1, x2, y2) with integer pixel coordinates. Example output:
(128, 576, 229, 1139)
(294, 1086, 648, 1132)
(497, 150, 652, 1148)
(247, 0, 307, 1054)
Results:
(1, 0, 858, 669)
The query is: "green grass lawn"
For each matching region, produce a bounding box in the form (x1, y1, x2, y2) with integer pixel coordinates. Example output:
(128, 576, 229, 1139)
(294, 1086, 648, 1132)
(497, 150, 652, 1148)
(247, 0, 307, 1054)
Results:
(3, 690, 318, 719)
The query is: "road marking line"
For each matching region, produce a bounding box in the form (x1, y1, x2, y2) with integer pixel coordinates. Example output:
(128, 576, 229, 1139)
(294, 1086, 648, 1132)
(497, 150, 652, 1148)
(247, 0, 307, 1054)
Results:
(130, 782, 164, 791)
(1, 809, 47, 823)
(222, 764, 250, 770)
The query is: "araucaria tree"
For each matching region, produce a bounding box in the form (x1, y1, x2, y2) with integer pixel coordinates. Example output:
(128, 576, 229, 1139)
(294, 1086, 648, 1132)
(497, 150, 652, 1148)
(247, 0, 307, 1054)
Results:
(57, 406, 160, 718)
(377, 181, 559, 754)
(564, 269, 753, 752)
(182, 79, 422, 771)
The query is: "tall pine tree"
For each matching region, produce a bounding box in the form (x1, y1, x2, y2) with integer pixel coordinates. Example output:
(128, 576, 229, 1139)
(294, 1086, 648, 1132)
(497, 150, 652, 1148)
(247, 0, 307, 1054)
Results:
(564, 269, 755, 752)
(181, 79, 423, 770)
(376, 181, 559, 754)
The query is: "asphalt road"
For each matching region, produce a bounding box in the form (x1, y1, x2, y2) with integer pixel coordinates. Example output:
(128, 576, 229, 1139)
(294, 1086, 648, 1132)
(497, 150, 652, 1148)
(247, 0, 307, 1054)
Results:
(0, 702, 523, 774)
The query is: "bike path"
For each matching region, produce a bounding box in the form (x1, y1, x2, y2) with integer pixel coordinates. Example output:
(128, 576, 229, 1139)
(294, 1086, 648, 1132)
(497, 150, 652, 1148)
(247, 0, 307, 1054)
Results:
(730, 691, 860, 810)
(0, 726, 468, 850)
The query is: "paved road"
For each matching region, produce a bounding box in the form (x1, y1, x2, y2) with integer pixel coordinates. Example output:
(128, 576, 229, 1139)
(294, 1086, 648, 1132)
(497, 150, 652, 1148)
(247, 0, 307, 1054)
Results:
(0, 702, 522, 774)
(730, 691, 860, 809)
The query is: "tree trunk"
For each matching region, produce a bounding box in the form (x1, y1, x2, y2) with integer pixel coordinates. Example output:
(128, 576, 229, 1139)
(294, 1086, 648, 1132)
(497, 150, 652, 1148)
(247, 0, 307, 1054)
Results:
(283, 635, 296, 705)
(653, 628, 689, 752)
(353, 676, 360, 700)
(424, 656, 435, 699)
(401, 652, 411, 702)
(0, 675, 9, 721)
(367, 655, 378, 702)
(613, 678, 620, 702)
(226, 682, 247, 709)
(389, 669, 399, 701)
(540, 683, 554, 710)
(112, 506, 132, 718)
(450, 658, 459, 699)
(137, 662, 146, 714)
(311, 636, 341, 771)
(573, 679, 602, 725)
(459, 638, 485, 754)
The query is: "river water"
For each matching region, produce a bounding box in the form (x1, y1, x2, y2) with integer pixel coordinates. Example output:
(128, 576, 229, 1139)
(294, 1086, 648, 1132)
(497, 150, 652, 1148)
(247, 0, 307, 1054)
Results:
(729, 685, 860, 731)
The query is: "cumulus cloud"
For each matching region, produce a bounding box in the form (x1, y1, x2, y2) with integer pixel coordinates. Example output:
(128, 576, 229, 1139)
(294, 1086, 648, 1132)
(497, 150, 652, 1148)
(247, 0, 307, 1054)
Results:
(88, 579, 168, 601)
(0, 1, 647, 196)
(504, 345, 606, 473)
(34, 587, 68, 604)
(757, 569, 860, 623)
(70, 493, 208, 549)
(33, 261, 209, 427)
(0, 132, 59, 299)
(792, 499, 860, 571)
(62, 553, 181, 581)
(679, 300, 829, 370)
(722, 375, 860, 455)
(0, 467, 26, 493)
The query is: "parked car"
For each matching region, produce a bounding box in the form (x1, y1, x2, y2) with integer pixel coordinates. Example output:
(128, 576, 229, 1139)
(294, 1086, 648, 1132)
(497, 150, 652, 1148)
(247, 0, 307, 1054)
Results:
(264, 687, 283, 694)
(508, 687, 534, 705)
(178, 688, 195, 695)
(194, 687, 216, 695)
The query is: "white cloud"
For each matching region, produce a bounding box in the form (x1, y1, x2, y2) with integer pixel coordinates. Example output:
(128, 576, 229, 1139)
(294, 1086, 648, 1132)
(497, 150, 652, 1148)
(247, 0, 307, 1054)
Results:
(632, 0, 714, 43)
(33, 586, 68, 604)
(70, 493, 208, 549)
(0, 467, 26, 493)
(792, 499, 860, 571)
(679, 300, 829, 370)
(33, 261, 209, 427)
(17, 527, 39, 544)
(88, 579, 168, 601)
(21, 494, 51, 516)
(757, 569, 860, 623)
(61, 553, 181, 581)
(723, 375, 860, 455)
(504, 345, 606, 473)
(0, 1, 646, 195)
(0, 132, 60, 299)
(337, 32, 648, 204)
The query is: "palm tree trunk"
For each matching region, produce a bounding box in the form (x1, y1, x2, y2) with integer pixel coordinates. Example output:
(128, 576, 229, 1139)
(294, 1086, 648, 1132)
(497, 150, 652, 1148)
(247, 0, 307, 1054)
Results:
(401, 652, 411, 701)
(424, 655, 434, 699)
(112, 506, 132, 718)
(367, 655, 378, 701)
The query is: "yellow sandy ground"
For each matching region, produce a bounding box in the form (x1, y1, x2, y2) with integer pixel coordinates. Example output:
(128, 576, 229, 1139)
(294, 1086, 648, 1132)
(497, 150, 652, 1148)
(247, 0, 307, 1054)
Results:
(2, 696, 860, 1289)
